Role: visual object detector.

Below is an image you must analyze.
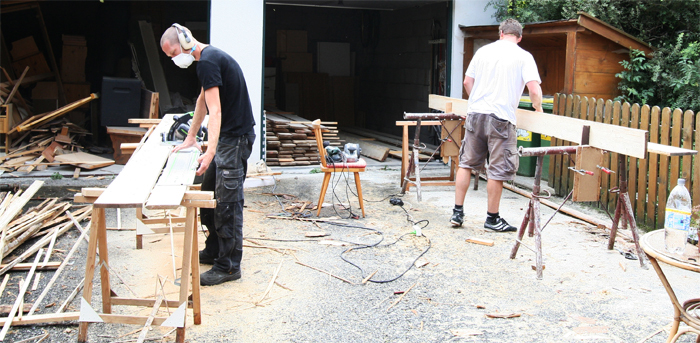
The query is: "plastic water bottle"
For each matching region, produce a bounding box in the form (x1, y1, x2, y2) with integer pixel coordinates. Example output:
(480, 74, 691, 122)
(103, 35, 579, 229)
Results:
(664, 179, 692, 254)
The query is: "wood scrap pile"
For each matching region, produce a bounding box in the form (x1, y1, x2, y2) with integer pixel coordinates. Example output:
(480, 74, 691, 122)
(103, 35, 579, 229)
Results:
(265, 110, 344, 167)
(0, 116, 113, 174)
(0, 181, 92, 271)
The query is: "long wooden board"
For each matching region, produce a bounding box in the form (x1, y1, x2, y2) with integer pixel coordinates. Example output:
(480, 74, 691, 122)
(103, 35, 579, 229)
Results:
(429, 95, 649, 159)
(145, 148, 199, 210)
(94, 115, 174, 208)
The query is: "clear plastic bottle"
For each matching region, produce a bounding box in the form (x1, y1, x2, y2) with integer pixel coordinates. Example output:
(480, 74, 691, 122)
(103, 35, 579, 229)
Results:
(664, 179, 692, 254)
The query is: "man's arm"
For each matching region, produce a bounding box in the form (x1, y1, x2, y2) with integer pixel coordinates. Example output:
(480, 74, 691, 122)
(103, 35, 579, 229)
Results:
(195, 86, 222, 175)
(463, 76, 475, 97)
(173, 88, 208, 152)
(526, 80, 543, 112)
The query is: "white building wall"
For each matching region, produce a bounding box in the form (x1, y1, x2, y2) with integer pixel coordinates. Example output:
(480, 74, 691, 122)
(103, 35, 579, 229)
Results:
(450, 0, 497, 98)
(210, 0, 265, 162)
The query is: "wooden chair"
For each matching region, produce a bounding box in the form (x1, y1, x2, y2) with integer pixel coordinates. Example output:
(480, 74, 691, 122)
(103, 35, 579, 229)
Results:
(312, 119, 366, 218)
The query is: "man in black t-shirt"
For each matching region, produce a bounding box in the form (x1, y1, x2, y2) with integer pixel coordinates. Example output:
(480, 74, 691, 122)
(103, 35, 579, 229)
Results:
(161, 24, 256, 286)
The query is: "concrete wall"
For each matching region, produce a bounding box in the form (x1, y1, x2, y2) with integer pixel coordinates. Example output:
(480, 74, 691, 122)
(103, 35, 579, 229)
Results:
(210, 0, 264, 162)
(358, 3, 449, 137)
(449, 0, 497, 99)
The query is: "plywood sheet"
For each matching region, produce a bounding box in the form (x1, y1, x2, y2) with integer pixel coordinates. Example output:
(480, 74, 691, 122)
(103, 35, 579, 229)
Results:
(572, 146, 603, 202)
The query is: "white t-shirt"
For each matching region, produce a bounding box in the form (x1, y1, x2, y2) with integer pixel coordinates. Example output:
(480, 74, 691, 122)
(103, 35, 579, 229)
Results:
(465, 39, 541, 125)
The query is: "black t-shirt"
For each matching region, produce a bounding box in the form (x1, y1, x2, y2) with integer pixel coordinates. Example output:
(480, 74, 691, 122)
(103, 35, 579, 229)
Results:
(197, 46, 255, 139)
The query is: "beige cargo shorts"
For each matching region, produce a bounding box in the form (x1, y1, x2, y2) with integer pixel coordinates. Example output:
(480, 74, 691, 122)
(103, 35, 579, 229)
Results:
(458, 112, 519, 181)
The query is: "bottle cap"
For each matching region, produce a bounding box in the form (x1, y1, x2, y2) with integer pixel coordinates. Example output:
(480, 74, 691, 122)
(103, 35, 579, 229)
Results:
(679, 179, 686, 186)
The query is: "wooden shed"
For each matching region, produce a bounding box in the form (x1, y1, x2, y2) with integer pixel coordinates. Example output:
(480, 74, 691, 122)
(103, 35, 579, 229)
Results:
(459, 12, 653, 101)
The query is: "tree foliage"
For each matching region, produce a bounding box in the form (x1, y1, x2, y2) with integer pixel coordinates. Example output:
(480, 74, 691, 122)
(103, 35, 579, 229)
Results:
(487, 0, 700, 111)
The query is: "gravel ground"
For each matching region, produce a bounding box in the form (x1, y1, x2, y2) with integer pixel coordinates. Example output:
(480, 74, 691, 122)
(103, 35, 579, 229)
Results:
(2, 165, 699, 342)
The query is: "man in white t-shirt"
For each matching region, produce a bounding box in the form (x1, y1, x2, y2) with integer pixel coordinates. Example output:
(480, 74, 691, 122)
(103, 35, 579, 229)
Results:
(450, 18, 543, 231)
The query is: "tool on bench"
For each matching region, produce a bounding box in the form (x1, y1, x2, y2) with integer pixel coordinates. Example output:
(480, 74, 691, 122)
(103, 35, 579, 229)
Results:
(161, 112, 208, 143)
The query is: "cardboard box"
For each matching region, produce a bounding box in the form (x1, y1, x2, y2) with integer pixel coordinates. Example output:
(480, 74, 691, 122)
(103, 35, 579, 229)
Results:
(10, 36, 40, 61)
(279, 52, 312, 73)
(277, 30, 307, 54)
(12, 53, 51, 77)
(61, 45, 87, 83)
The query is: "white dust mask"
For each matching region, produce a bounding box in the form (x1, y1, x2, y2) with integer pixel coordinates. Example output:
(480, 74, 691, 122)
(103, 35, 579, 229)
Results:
(172, 45, 196, 68)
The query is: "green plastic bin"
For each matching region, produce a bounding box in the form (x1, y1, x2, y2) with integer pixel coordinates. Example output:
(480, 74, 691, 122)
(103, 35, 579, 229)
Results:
(516, 129, 539, 177)
(517, 98, 554, 177)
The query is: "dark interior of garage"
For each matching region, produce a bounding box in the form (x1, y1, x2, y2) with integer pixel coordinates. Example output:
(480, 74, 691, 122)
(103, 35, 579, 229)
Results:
(1, 0, 450, 165)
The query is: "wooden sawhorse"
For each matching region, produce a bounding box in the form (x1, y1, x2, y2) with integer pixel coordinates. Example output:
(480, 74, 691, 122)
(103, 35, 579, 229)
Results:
(74, 189, 215, 342)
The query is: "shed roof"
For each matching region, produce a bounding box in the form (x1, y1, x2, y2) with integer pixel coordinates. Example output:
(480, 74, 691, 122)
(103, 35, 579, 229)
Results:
(459, 12, 653, 56)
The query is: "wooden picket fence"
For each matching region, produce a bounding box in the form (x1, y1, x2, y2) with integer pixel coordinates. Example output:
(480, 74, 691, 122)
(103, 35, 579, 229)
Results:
(548, 93, 699, 230)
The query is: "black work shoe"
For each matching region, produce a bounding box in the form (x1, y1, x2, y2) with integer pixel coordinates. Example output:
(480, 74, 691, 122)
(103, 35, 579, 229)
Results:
(450, 209, 464, 227)
(200, 268, 241, 286)
(484, 217, 517, 232)
(199, 250, 216, 265)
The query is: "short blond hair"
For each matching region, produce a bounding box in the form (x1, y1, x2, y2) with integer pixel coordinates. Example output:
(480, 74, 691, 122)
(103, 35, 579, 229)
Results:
(499, 18, 523, 38)
(160, 26, 180, 48)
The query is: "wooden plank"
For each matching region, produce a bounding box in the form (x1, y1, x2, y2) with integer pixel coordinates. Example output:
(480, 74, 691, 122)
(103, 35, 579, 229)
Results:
(608, 100, 622, 211)
(560, 95, 574, 196)
(0, 262, 60, 271)
(573, 146, 603, 202)
(94, 115, 174, 208)
(138, 21, 171, 112)
(628, 103, 639, 215)
(429, 95, 649, 158)
(548, 95, 561, 188)
(647, 107, 661, 227)
(637, 105, 651, 221)
(13, 94, 98, 133)
(428, 94, 469, 114)
(106, 126, 147, 136)
(600, 100, 613, 208)
(5, 66, 28, 104)
(647, 143, 698, 156)
(145, 149, 199, 210)
(440, 119, 463, 158)
(658, 107, 672, 228)
(128, 118, 162, 125)
(53, 152, 114, 170)
(682, 110, 694, 182)
(670, 108, 683, 189)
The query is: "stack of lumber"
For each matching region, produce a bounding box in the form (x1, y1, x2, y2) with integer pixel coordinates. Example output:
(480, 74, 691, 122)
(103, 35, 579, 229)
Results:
(265, 110, 344, 167)
(340, 126, 439, 162)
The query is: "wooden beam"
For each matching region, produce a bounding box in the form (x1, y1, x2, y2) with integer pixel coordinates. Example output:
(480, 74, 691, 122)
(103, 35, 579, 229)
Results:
(13, 94, 98, 133)
(428, 95, 649, 158)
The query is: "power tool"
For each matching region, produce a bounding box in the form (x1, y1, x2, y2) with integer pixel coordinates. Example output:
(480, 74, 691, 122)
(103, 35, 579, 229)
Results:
(161, 112, 208, 143)
(343, 143, 361, 163)
(323, 141, 343, 163)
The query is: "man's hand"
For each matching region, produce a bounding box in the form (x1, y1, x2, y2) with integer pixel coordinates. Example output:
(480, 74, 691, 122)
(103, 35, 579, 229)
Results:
(172, 136, 202, 153)
(196, 151, 214, 175)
